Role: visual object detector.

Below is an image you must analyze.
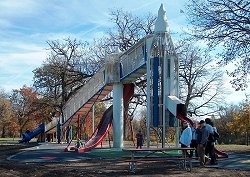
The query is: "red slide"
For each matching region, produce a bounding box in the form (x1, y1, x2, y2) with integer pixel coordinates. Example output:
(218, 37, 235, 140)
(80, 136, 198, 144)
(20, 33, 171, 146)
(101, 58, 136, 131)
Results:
(214, 148, 228, 158)
(177, 114, 228, 158)
(177, 113, 194, 127)
(76, 105, 113, 152)
(72, 84, 134, 153)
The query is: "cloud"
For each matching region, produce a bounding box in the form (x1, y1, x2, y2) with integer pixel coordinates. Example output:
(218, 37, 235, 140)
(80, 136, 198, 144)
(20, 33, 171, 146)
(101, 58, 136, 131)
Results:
(0, 48, 46, 92)
(0, 0, 38, 17)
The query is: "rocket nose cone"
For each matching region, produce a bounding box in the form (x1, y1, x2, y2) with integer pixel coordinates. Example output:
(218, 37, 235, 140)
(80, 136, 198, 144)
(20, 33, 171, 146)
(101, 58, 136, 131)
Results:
(154, 4, 169, 33)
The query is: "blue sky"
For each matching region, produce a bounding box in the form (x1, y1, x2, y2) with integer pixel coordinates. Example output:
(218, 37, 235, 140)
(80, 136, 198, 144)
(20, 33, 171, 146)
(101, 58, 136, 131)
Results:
(0, 0, 248, 103)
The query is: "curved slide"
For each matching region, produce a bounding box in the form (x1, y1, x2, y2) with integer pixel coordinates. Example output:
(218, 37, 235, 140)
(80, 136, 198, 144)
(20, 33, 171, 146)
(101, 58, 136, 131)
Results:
(75, 105, 113, 152)
(66, 83, 134, 153)
(214, 148, 228, 158)
(177, 114, 228, 158)
(177, 113, 194, 127)
(19, 123, 45, 143)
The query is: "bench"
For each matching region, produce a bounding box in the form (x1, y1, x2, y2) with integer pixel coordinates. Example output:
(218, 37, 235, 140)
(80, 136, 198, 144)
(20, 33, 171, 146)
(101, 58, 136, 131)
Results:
(122, 147, 195, 173)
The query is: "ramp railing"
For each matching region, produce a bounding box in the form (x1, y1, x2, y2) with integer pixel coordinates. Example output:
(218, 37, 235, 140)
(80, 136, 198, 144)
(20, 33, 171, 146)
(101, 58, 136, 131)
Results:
(62, 67, 105, 123)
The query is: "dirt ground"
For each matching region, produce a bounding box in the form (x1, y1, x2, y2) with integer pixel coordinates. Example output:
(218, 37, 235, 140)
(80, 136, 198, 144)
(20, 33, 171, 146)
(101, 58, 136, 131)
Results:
(0, 144, 249, 177)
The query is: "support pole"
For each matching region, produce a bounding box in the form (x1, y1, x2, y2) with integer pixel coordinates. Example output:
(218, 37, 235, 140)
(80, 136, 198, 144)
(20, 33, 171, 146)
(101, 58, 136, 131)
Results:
(170, 54, 179, 147)
(162, 47, 167, 148)
(146, 44, 151, 148)
(92, 105, 95, 133)
(70, 125, 72, 140)
(153, 57, 159, 127)
(113, 83, 124, 148)
(77, 115, 80, 139)
(56, 117, 61, 144)
(175, 53, 180, 147)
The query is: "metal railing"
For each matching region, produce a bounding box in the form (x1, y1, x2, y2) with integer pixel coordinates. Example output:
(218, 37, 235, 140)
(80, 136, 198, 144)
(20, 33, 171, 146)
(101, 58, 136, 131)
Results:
(45, 118, 58, 133)
(62, 35, 159, 123)
(119, 35, 153, 79)
(62, 67, 105, 123)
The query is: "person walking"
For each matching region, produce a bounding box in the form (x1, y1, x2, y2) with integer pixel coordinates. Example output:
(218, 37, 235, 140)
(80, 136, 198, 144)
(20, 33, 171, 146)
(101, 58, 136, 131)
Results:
(196, 120, 210, 167)
(205, 118, 217, 165)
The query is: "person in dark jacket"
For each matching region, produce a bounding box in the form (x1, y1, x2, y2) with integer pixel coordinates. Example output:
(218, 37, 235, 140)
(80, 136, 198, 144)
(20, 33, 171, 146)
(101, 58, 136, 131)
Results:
(196, 120, 210, 166)
(136, 129, 143, 149)
(205, 118, 217, 165)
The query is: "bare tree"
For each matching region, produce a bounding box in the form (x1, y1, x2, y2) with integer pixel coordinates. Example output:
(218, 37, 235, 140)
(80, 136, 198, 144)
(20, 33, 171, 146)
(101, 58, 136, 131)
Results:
(93, 9, 156, 60)
(185, 0, 250, 90)
(33, 38, 99, 113)
(176, 40, 225, 116)
(107, 9, 155, 51)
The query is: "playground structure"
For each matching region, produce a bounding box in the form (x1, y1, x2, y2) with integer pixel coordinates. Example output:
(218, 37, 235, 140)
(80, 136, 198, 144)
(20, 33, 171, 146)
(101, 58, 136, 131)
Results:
(19, 4, 227, 158)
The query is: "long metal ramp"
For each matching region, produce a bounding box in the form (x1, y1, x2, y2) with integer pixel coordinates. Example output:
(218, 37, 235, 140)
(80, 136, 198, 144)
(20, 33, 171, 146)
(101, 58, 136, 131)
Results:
(61, 35, 154, 126)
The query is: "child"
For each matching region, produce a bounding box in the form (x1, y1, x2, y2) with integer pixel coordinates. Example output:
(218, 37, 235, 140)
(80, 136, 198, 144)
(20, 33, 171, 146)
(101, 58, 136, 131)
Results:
(76, 138, 84, 149)
(136, 129, 143, 149)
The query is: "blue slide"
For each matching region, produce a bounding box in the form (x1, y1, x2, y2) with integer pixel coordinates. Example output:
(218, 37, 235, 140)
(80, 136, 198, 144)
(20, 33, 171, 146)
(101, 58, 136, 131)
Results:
(19, 123, 45, 143)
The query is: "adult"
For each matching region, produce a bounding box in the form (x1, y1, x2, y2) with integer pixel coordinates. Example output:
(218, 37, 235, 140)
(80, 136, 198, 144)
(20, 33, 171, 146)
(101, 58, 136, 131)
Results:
(211, 121, 220, 144)
(196, 120, 210, 167)
(180, 121, 192, 156)
(190, 122, 198, 157)
(205, 118, 217, 165)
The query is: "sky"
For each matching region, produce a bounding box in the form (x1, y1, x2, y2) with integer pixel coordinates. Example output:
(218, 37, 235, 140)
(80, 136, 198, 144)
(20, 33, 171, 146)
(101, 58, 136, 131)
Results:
(0, 0, 248, 104)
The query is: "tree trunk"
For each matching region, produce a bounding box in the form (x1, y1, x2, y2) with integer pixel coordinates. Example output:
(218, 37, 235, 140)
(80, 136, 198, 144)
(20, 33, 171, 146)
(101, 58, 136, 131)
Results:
(247, 132, 249, 146)
(1, 126, 6, 138)
(19, 129, 23, 138)
(128, 119, 135, 146)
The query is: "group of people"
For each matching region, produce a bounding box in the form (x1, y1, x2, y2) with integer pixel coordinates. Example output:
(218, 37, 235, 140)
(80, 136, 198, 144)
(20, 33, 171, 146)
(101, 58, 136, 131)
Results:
(180, 118, 219, 166)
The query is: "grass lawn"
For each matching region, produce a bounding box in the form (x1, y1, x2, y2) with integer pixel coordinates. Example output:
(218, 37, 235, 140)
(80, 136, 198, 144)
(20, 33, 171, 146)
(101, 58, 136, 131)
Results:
(0, 137, 37, 143)
(216, 144, 250, 154)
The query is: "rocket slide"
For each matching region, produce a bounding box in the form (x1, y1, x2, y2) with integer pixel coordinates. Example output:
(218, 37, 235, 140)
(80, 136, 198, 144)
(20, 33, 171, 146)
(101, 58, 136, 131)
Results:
(177, 114, 228, 158)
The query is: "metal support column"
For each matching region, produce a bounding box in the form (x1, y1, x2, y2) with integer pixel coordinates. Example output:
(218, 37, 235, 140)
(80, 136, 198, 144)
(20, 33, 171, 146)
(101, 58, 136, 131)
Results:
(113, 83, 124, 148)
(146, 42, 152, 148)
(92, 105, 95, 133)
(77, 115, 80, 139)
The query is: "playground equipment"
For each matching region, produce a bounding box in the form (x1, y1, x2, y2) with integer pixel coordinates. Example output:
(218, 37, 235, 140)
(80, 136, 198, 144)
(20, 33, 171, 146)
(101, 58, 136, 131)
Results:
(19, 116, 58, 143)
(19, 123, 45, 143)
(65, 83, 134, 152)
(19, 4, 228, 158)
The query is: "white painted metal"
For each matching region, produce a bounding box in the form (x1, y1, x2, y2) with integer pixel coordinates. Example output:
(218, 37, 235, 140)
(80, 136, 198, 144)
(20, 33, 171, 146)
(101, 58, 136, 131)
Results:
(45, 117, 58, 133)
(113, 83, 124, 148)
(146, 37, 154, 148)
(167, 96, 184, 116)
(154, 4, 170, 33)
(56, 4, 180, 150)
(120, 35, 153, 80)
(146, 50, 151, 148)
(162, 48, 167, 147)
(62, 67, 106, 123)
